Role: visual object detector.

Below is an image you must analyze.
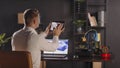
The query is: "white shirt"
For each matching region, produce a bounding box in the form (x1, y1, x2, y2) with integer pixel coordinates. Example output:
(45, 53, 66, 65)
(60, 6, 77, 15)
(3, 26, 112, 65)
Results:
(11, 27, 59, 68)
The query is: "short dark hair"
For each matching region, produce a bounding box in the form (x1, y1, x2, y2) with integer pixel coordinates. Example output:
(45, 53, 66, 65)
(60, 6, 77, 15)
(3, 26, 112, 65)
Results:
(24, 9, 39, 25)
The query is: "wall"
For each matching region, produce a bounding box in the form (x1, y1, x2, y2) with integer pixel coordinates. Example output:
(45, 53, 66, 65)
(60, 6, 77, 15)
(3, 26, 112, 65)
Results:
(106, 0, 120, 68)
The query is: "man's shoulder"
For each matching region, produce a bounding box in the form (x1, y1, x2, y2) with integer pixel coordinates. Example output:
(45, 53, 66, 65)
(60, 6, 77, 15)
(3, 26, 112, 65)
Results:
(13, 29, 23, 35)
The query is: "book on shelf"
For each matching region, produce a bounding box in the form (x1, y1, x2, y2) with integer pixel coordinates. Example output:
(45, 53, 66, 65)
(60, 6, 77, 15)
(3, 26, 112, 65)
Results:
(96, 33, 101, 42)
(88, 13, 98, 27)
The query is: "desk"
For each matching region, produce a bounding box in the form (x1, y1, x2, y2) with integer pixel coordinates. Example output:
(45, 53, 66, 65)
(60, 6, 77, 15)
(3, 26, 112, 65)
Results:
(41, 57, 110, 68)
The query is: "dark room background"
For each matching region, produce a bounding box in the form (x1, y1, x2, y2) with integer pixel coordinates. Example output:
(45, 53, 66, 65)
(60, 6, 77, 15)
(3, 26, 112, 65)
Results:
(0, 0, 72, 51)
(0, 0, 120, 68)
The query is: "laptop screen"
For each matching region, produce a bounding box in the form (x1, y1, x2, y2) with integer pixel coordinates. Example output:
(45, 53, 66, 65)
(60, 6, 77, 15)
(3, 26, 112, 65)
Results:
(43, 39, 68, 54)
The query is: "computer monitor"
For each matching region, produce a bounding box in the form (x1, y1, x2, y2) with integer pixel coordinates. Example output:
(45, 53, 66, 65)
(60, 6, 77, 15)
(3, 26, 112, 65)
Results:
(43, 39, 68, 55)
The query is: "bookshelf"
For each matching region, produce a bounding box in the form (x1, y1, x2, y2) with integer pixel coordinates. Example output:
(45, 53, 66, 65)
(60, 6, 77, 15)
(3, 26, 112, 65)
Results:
(71, 0, 107, 58)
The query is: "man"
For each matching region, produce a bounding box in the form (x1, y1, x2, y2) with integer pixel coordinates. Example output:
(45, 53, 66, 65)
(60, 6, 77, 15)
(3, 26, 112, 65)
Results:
(11, 9, 64, 68)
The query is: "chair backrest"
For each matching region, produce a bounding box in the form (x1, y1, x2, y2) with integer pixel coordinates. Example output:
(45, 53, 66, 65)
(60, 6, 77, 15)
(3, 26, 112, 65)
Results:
(0, 51, 33, 68)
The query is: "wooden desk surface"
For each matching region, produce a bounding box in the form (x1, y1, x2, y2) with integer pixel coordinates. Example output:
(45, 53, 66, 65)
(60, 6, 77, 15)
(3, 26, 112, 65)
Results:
(41, 56, 111, 68)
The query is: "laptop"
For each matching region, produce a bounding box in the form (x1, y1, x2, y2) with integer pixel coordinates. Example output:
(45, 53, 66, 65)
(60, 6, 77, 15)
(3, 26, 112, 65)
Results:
(42, 39, 68, 58)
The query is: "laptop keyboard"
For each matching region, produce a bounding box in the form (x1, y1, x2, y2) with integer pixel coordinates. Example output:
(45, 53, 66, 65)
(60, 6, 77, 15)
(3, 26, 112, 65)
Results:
(42, 54, 67, 58)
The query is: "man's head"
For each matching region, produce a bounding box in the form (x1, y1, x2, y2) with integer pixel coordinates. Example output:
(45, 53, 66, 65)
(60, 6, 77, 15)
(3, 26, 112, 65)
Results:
(23, 9, 40, 29)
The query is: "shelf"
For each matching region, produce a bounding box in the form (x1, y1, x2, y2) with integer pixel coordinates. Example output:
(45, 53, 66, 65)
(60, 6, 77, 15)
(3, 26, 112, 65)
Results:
(88, 4, 106, 7)
(74, 32, 85, 35)
(87, 0, 106, 6)
(91, 26, 105, 29)
(88, 3, 106, 7)
(74, 41, 86, 44)
(87, 26, 106, 30)
(72, 0, 106, 58)
(87, 0, 106, 12)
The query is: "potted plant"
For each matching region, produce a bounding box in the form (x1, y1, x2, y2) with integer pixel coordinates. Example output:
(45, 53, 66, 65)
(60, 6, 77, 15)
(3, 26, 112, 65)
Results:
(73, 19, 85, 33)
(0, 33, 11, 50)
(101, 45, 111, 60)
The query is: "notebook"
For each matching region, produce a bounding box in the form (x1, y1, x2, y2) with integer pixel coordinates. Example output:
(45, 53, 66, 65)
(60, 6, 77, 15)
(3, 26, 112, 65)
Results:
(42, 39, 68, 58)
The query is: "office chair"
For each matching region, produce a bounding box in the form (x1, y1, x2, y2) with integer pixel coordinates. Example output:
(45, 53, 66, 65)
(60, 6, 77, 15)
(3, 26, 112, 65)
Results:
(0, 51, 33, 68)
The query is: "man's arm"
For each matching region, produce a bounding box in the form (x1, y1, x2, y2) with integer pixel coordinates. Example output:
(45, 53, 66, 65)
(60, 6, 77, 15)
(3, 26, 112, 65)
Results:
(38, 32, 59, 51)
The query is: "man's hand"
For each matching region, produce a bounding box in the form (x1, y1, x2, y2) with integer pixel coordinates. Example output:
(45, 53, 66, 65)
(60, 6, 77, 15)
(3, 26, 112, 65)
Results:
(53, 23, 64, 36)
(44, 23, 51, 35)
